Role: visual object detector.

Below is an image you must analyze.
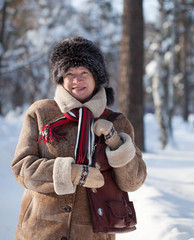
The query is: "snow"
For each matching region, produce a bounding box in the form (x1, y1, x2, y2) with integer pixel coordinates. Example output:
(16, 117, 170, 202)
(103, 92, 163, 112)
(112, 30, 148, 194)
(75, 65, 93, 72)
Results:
(143, 0, 158, 23)
(146, 60, 157, 78)
(0, 111, 194, 240)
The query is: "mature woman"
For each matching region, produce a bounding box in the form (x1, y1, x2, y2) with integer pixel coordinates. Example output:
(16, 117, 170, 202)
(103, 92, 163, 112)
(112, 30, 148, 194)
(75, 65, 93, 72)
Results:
(12, 36, 147, 240)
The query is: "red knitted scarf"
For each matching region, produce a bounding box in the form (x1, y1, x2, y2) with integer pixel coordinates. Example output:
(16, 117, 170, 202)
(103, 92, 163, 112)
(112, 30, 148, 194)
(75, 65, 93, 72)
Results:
(38, 107, 106, 165)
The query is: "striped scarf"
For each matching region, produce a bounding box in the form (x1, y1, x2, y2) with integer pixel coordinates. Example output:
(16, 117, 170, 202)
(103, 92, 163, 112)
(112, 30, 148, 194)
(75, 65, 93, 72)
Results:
(38, 107, 105, 165)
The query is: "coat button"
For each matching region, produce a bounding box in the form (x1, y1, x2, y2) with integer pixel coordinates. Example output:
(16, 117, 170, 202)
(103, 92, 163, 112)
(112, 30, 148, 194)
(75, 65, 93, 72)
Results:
(63, 205, 71, 212)
(61, 237, 67, 240)
(97, 208, 104, 216)
(92, 188, 97, 193)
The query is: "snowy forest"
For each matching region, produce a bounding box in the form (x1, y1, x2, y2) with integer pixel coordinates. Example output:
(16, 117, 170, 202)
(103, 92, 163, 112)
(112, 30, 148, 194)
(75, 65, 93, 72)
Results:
(1, 1, 194, 240)
(0, 0, 194, 149)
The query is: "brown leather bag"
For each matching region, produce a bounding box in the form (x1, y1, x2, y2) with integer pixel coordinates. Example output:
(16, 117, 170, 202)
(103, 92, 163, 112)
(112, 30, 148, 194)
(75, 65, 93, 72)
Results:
(87, 112, 137, 233)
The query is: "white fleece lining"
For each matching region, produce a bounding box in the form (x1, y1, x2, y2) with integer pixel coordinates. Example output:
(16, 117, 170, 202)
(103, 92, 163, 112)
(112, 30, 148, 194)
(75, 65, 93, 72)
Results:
(53, 157, 76, 195)
(54, 85, 107, 118)
(105, 132, 136, 168)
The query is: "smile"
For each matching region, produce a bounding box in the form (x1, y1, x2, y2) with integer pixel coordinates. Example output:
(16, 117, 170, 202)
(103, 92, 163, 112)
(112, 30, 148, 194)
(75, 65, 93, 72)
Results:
(72, 87, 85, 91)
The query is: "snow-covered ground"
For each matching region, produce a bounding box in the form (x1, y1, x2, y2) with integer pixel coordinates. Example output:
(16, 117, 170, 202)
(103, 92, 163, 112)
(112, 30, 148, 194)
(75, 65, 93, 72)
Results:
(0, 110, 194, 240)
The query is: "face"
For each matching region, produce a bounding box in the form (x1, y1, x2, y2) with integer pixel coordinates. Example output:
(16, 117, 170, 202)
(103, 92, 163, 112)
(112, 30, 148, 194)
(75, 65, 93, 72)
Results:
(62, 66, 96, 102)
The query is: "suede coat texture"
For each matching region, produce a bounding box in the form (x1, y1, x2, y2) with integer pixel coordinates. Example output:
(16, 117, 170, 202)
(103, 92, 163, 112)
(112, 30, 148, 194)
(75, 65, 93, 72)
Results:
(12, 86, 147, 240)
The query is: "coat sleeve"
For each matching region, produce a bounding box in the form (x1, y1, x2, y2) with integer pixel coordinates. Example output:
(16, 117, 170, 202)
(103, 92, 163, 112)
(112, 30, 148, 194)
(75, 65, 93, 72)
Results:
(11, 102, 76, 195)
(105, 113, 147, 192)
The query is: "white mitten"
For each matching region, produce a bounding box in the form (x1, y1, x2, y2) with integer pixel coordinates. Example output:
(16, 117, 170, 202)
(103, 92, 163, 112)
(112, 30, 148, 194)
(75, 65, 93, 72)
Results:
(71, 164, 104, 188)
(93, 119, 122, 150)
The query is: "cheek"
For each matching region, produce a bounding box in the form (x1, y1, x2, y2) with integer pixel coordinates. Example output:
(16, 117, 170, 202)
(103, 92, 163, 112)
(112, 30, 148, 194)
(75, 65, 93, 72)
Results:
(90, 79, 96, 92)
(62, 79, 71, 91)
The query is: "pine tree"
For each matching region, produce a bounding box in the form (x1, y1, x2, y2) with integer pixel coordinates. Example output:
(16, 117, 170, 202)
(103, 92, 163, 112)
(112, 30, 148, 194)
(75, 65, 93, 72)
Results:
(119, 0, 144, 150)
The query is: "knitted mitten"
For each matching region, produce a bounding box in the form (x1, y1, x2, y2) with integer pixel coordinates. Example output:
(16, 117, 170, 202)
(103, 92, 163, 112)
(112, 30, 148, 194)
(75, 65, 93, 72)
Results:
(71, 164, 104, 188)
(93, 119, 122, 150)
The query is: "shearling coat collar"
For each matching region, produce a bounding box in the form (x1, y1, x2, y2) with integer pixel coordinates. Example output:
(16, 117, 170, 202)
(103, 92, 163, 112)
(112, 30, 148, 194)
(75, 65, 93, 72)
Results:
(54, 85, 107, 118)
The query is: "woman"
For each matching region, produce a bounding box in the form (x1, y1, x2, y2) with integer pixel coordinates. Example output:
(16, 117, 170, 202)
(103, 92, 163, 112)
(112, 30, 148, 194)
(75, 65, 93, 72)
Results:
(12, 36, 147, 240)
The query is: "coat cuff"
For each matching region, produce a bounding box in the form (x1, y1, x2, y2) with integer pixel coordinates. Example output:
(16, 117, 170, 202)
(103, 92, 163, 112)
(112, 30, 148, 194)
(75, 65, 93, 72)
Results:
(105, 132, 136, 168)
(53, 157, 76, 195)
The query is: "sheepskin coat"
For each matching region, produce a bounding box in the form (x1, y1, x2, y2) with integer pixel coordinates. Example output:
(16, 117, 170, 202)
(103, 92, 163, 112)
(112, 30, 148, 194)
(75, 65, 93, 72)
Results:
(12, 85, 147, 240)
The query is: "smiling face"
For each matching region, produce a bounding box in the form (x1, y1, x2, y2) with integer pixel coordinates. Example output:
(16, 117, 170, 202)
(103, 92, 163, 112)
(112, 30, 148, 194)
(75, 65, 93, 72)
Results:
(62, 66, 96, 102)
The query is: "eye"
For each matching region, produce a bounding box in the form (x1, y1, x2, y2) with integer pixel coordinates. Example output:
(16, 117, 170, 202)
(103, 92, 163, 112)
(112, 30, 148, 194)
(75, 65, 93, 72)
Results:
(65, 72, 73, 77)
(81, 71, 89, 77)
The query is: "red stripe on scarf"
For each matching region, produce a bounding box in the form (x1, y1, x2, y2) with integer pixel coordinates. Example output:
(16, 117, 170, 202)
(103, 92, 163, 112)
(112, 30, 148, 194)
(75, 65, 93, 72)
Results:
(38, 107, 107, 165)
(64, 109, 79, 122)
(77, 108, 91, 164)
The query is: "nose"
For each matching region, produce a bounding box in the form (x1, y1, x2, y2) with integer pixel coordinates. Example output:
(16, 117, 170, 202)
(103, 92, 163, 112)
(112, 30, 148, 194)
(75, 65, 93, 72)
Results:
(73, 74, 82, 83)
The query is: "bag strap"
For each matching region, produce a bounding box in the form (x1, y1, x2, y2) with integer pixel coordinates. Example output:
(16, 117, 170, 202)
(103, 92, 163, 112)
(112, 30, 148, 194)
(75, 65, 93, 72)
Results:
(107, 111, 122, 122)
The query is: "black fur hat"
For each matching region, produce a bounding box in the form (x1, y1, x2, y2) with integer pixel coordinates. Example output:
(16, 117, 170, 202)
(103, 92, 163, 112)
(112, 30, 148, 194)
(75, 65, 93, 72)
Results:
(49, 36, 114, 106)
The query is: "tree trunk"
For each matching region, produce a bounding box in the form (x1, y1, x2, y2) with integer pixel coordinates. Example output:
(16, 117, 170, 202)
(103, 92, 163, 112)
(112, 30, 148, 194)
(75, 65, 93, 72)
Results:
(119, 0, 144, 151)
(168, 0, 177, 134)
(152, 0, 169, 149)
(180, 0, 189, 121)
(0, 1, 7, 47)
(0, 1, 8, 115)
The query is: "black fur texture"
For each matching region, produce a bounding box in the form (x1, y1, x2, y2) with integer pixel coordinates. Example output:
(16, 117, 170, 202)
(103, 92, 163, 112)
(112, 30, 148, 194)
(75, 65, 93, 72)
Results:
(49, 36, 114, 106)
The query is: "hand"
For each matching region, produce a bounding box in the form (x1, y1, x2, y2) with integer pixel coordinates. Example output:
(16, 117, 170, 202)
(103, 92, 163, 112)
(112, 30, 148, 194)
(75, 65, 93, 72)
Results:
(93, 119, 122, 150)
(71, 164, 104, 188)
(93, 119, 113, 137)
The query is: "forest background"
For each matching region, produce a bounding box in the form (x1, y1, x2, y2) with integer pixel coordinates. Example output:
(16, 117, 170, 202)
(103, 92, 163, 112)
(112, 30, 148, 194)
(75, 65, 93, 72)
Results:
(0, 0, 193, 149)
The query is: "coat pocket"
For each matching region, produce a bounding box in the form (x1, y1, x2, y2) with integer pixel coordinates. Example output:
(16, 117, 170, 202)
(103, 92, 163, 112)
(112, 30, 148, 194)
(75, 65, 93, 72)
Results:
(106, 200, 136, 228)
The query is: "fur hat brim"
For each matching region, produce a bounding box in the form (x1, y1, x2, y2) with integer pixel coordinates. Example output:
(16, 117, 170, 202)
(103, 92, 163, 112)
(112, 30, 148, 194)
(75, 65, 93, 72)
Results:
(49, 36, 114, 106)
